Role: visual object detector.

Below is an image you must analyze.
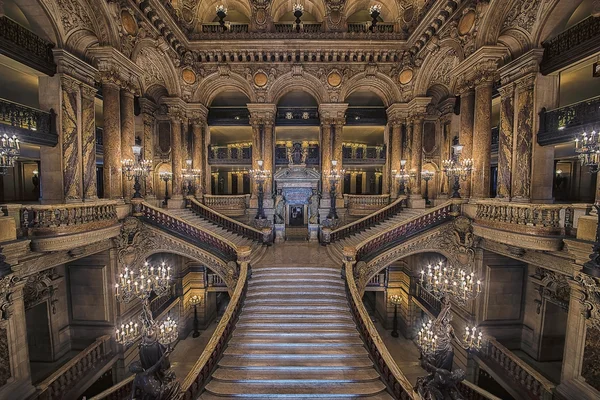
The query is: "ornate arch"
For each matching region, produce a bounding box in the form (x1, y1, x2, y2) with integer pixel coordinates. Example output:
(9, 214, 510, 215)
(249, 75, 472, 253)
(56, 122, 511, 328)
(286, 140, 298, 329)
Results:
(195, 0, 252, 23)
(268, 72, 329, 104)
(497, 28, 533, 59)
(12, 0, 62, 45)
(343, 0, 398, 22)
(194, 72, 257, 105)
(132, 41, 181, 97)
(414, 43, 461, 96)
(533, 0, 585, 46)
(271, 0, 326, 22)
(340, 73, 401, 107)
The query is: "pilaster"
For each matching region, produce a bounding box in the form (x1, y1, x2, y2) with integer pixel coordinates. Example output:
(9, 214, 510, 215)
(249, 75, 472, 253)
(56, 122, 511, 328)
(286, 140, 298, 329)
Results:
(386, 103, 409, 198)
(247, 103, 276, 209)
(162, 98, 187, 206)
(187, 104, 208, 197)
(139, 99, 158, 199)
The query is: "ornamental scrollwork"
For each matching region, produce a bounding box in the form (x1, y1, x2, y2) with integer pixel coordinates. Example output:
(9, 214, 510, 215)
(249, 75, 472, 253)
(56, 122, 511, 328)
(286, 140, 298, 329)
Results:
(531, 268, 570, 314)
(576, 273, 600, 330)
(115, 217, 158, 268)
(23, 269, 61, 312)
(0, 274, 19, 320)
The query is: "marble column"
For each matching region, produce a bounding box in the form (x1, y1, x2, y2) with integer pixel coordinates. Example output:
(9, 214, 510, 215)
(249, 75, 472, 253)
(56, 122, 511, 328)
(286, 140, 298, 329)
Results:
(496, 84, 515, 200)
(170, 113, 184, 199)
(81, 84, 97, 200)
(203, 124, 211, 195)
(511, 76, 535, 202)
(381, 125, 390, 195)
(332, 121, 344, 199)
(191, 119, 204, 195)
(250, 121, 263, 198)
(410, 116, 424, 196)
(320, 119, 332, 198)
(389, 121, 402, 197)
(101, 81, 122, 200)
(142, 112, 155, 198)
(60, 76, 82, 202)
(263, 122, 274, 196)
(120, 89, 135, 200)
(472, 81, 493, 199)
(459, 89, 475, 198)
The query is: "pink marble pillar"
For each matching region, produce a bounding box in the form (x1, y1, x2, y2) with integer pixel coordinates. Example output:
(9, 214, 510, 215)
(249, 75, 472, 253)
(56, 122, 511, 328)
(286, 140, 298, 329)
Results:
(320, 119, 332, 197)
(410, 116, 424, 196)
(496, 85, 515, 200)
(120, 89, 135, 200)
(459, 89, 475, 198)
(389, 121, 402, 197)
(472, 81, 493, 199)
(101, 81, 122, 200)
(81, 84, 97, 200)
(511, 77, 535, 201)
(170, 115, 184, 198)
(60, 76, 82, 202)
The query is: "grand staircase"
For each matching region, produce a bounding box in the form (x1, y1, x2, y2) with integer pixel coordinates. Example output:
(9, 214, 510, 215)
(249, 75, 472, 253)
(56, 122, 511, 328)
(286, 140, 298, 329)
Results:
(201, 244, 393, 399)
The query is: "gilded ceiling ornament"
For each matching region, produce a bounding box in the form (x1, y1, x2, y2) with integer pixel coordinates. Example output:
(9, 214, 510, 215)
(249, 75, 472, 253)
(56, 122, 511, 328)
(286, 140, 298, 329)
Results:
(253, 71, 269, 87)
(121, 9, 138, 36)
(399, 69, 414, 85)
(457, 9, 476, 36)
(327, 71, 342, 87)
(182, 68, 197, 85)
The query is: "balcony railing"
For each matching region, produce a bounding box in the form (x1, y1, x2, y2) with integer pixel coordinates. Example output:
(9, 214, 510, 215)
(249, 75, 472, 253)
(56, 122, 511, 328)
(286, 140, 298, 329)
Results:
(538, 95, 600, 146)
(203, 194, 249, 217)
(344, 194, 390, 217)
(0, 98, 57, 146)
(342, 145, 386, 164)
(275, 144, 320, 165)
(414, 284, 442, 316)
(208, 273, 226, 287)
(274, 23, 322, 33)
(201, 22, 249, 34)
(208, 145, 252, 165)
(0, 16, 56, 75)
(542, 16, 600, 75)
(36, 335, 112, 400)
(347, 22, 395, 33)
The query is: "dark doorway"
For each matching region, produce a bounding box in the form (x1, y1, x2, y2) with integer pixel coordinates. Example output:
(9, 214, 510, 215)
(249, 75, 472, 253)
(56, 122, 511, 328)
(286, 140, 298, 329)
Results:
(243, 174, 251, 194)
(231, 174, 239, 194)
(356, 174, 363, 195)
(289, 205, 304, 226)
(26, 302, 53, 362)
(344, 174, 351, 194)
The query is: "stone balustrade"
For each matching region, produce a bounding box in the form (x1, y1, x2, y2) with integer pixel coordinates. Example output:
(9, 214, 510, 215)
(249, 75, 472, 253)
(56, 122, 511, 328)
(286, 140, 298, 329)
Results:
(457, 380, 503, 400)
(203, 194, 250, 217)
(208, 273, 226, 287)
(88, 376, 135, 400)
(36, 335, 112, 400)
(344, 194, 390, 217)
(482, 337, 555, 400)
(19, 201, 118, 237)
(414, 284, 442, 316)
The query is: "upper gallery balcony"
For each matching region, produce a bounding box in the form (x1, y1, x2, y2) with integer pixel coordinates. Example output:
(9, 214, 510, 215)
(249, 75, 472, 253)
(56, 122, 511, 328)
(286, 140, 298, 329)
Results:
(537, 95, 600, 146)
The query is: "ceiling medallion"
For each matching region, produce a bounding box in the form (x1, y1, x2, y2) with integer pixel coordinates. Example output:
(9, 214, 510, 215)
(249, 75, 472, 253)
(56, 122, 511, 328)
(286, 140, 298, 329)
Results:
(399, 69, 414, 85)
(327, 71, 342, 87)
(182, 68, 197, 85)
(458, 10, 476, 36)
(403, 5, 415, 23)
(254, 72, 268, 87)
(121, 10, 138, 36)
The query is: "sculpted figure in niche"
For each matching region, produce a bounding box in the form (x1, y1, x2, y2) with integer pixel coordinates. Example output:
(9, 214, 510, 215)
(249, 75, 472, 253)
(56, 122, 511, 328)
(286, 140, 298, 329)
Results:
(274, 189, 286, 224)
(308, 189, 321, 224)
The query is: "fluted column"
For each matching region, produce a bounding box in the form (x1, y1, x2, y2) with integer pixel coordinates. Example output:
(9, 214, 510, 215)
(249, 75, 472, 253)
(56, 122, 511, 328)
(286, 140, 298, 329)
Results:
(320, 118, 332, 198)
(459, 89, 475, 198)
(472, 80, 494, 199)
(511, 76, 536, 201)
(140, 99, 157, 198)
(410, 116, 424, 196)
(81, 84, 97, 200)
(496, 84, 515, 200)
(101, 81, 122, 200)
(60, 76, 82, 202)
(120, 89, 135, 200)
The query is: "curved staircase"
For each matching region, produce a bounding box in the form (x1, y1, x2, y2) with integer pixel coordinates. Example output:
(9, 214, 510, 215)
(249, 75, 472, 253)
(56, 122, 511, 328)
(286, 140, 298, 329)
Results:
(201, 244, 393, 399)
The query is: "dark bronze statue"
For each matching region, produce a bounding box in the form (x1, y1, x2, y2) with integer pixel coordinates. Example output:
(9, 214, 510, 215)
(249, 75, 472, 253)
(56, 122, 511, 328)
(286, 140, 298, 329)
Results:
(130, 334, 180, 400)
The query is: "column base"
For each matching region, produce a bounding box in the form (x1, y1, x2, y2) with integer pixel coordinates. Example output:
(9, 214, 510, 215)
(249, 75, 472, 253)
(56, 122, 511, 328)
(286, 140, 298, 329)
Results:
(407, 196, 426, 209)
(167, 195, 185, 209)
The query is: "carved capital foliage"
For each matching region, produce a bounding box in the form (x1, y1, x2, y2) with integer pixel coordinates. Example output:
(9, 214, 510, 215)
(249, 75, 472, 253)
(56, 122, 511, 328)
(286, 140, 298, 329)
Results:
(531, 267, 570, 314)
(501, 0, 542, 33)
(23, 268, 60, 312)
(0, 274, 19, 320)
(577, 273, 600, 330)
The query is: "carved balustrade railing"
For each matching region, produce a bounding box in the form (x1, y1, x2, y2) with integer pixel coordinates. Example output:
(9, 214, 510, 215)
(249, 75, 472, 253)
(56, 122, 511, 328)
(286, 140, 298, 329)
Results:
(0, 16, 56, 75)
(138, 202, 238, 261)
(208, 273, 226, 287)
(329, 196, 407, 243)
(354, 202, 456, 262)
(344, 194, 391, 217)
(180, 262, 248, 399)
(344, 262, 417, 399)
(203, 194, 250, 217)
(538, 95, 600, 146)
(347, 22, 395, 33)
(201, 22, 249, 33)
(481, 337, 555, 400)
(274, 23, 323, 33)
(342, 144, 386, 164)
(189, 197, 266, 243)
(35, 335, 112, 400)
(366, 271, 386, 287)
(457, 380, 503, 400)
(414, 284, 442, 316)
(542, 16, 600, 75)
(473, 200, 568, 236)
(88, 376, 135, 400)
(20, 201, 118, 237)
(0, 97, 57, 146)
(208, 144, 252, 164)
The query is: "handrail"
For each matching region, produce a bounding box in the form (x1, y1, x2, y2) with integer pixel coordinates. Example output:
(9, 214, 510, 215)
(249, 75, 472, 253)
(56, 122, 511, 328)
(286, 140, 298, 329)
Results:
(473, 200, 566, 235)
(329, 196, 407, 242)
(88, 376, 134, 400)
(189, 197, 265, 243)
(180, 262, 249, 399)
(482, 336, 555, 400)
(354, 201, 456, 262)
(344, 263, 417, 399)
(36, 335, 112, 400)
(457, 380, 503, 400)
(203, 194, 250, 217)
(139, 202, 238, 261)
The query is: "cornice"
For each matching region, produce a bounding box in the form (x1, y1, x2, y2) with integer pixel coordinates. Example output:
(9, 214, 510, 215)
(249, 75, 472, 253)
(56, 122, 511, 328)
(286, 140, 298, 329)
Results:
(386, 103, 409, 120)
(498, 48, 544, 87)
(451, 45, 509, 91)
(408, 97, 432, 115)
(53, 49, 98, 88)
(186, 103, 209, 121)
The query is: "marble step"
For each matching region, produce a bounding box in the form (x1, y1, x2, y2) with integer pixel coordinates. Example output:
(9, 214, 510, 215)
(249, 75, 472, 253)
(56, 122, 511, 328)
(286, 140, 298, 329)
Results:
(204, 380, 388, 397)
(251, 266, 340, 274)
(245, 291, 347, 298)
(210, 368, 381, 383)
(235, 320, 357, 329)
(249, 276, 343, 284)
(223, 344, 368, 357)
(232, 329, 360, 338)
(200, 392, 394, 400)
(247, 282, 345, 291)
(237, 312, 353, 320)
(217, 354, 375, 369)
(242, 304, 350, 312)
(228, 336, 363, 346)
(243, 296, 348, 305)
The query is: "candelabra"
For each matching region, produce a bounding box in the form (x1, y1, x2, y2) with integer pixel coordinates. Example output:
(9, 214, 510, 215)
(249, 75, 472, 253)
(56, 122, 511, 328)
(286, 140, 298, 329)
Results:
(389, 294, 401, 338)
(0, 133, 19, 175)
(158, 315, 178, 345)
(327, 160, 345, 220)
(122, 141, 152, 199)
(420, 260, 481, 306)
(394, 159, 410, 196)
(160, 171, 173, 206)
(181, 159, 202, 196)
(250, 160, 271, 220)
(216, 4, 228, 30)
(293, 3, 304, 32)
(421, 170, 435, 206)
(369, 4, 381, 32)
(442, 141, 473, 199)
(189, 295, 202, 338)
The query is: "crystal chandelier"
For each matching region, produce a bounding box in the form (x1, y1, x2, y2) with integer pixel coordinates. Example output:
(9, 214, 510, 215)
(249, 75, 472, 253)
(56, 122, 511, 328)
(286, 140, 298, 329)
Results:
(0, 134, 20, 175)
(420, 260, 481, 306)
(250, 160, 271, 220)
(181, 159, 202, 196)
(442, 142, 473, 198)
(393, 160, 410, 196)
(158, 315, 178, 345)
(575, 130, 600, 173)
(122, 142, 152, 198)
(293, 3, 304, 12)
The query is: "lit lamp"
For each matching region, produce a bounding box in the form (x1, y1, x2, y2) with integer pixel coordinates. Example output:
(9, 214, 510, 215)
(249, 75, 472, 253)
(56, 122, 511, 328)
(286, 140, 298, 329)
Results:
(369, 4, 382, 32)
(0, 133, 20, 175)
(442, 140, 473, 199)
(216, 4, 228, 30)
(389, 294, 402, 338)
(181, 159, 202, 196)
(421, 170, 435, 206)
(122, 139, 152, 199)
(327, 160, 345, 219)
(160, 171, 173, 206)
(394, 159, 410, 196)
(293, 3, 304, 33)
(32, 169, 40, 193)
(189, 295, 202, 338)
(250, 160, 271, 220)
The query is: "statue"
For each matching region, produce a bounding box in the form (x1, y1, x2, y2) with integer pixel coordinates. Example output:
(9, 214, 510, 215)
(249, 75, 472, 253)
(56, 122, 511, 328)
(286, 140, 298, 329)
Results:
(130, 335, 180, 400)
(308, 189, 320, 224)
(274, 189, 286, 224)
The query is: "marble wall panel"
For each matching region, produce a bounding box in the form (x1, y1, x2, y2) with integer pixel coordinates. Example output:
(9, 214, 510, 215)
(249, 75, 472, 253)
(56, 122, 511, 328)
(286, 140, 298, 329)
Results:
(512, 88, 534, 200)
(497, 90, 514, 199)
(61, 81, 81, 201)
(81, 90, 97, 199)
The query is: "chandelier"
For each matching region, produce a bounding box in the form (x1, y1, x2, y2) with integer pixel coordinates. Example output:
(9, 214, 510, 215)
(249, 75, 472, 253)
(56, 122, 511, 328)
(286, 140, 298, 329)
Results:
(394, 159, 410, 196)
(122, 142, 152, 198)
(442, 142, 473, 198)
(182, 159, 202, 196)
(369, 4, 382, 14)
(419, 260, 481, 306)
(250, 160, 271, 220)
(575, 130, 600, 173)
(0, 134, 20, 175)
(327, 160, 345, 220)
(293, 3, 304, 12)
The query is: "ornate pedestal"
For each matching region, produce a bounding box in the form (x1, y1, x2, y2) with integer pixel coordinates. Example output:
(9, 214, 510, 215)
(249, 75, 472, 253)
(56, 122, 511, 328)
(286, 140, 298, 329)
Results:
(308, 224, 319, 242)
(274, 224, 286, 243)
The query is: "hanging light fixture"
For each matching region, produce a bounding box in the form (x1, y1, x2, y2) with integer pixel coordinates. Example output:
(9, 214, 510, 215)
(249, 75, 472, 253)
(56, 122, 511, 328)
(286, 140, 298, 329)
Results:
(0, 134, 20, 175)
(419, 260, 481, 306)
(575, 130, 600, 173)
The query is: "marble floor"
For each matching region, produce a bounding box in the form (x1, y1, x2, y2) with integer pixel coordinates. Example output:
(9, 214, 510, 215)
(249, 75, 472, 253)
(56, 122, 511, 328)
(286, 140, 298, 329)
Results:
(170, 322, 219, 380)
(375, 321, 425, 386)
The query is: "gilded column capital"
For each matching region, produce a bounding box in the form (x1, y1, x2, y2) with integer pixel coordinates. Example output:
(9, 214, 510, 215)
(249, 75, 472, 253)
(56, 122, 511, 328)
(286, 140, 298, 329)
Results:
(161, 97, 187, 122)
(515, 74, 536, 91)
(497, 83, 515, 98)
(60, 75, 81, 94)
(186, 103, 209, 125)
(318, 103, 348, 121)
(451, 46, 509, 92)
(248, 103, 276, 126)
(386, 103, 408, 122)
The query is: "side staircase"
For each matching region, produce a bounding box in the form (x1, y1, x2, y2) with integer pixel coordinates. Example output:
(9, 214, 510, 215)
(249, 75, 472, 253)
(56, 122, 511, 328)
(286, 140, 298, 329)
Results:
(201, 247, 393, 399)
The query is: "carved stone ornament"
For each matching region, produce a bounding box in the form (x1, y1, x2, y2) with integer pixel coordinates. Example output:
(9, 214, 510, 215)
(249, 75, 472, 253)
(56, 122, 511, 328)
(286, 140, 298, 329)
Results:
(23, 268, 60, 312)
(253, 71, 269, 87)
(577, 273, 600, 330)
(532, 267, 570, 314)
(115, 217, 157, 267)
(0, 326, 10, 387)
(501, 0, 542, 33)
(121, 9, 138, 36)
(457, 9, 476, 36)
(182, 68, 197, 85)
(327, 71, 342, 88)
(0, 274, 19, 320)
(399, 68, 414, 85)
